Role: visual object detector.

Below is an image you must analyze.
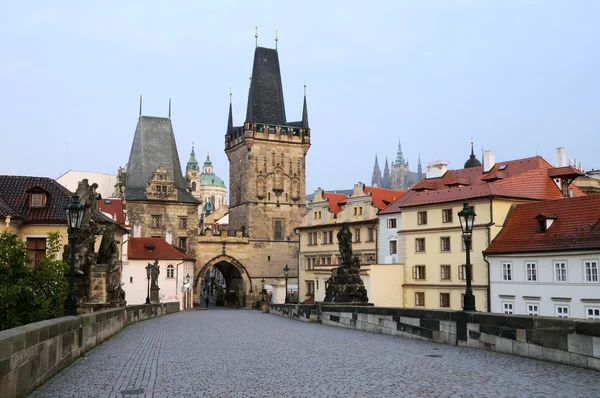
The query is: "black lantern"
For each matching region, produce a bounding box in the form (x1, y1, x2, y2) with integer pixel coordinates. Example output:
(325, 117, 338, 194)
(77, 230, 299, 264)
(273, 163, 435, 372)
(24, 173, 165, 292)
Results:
(458, 200, 476, 311)
(145, 262, 152, 304)
(64, 195, 85, 316)
(283, 264, 290, 303)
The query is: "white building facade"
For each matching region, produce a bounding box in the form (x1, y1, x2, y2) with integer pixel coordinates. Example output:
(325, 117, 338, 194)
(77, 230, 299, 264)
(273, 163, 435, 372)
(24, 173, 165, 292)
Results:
(488, 251, 600, 319)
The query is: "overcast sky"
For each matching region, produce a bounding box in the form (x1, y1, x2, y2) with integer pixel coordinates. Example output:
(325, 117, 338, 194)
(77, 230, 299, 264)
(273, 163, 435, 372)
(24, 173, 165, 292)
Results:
(2, 1, 598, 194)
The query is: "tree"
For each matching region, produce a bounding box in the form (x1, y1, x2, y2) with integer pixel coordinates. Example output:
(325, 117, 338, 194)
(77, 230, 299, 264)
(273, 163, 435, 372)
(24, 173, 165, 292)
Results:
(0, 232, 68, 331)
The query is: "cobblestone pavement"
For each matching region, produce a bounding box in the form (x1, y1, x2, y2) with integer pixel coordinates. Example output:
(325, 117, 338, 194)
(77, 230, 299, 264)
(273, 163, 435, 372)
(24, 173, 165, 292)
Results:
(30, 309, 598, 398)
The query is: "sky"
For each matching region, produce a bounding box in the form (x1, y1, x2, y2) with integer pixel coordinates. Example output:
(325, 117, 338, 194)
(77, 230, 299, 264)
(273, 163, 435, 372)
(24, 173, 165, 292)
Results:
(1, 1, 599, 194)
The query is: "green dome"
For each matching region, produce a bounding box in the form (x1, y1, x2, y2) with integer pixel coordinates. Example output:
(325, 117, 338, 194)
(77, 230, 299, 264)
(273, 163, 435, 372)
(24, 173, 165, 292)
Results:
(200, 173, 226, 187)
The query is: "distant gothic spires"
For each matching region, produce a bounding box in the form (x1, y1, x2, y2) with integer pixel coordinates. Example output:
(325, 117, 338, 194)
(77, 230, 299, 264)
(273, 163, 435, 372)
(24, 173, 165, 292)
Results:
(394, 140, 407, 167)
(371, 155, 382, 187)
(383, 157, 391, 188)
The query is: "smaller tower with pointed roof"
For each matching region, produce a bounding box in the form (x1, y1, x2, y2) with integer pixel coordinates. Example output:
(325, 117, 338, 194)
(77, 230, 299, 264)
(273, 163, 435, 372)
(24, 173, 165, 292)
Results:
(371, 155, 382, 187)
(382, 157, 392, 189)
(464, 141, 482, 168)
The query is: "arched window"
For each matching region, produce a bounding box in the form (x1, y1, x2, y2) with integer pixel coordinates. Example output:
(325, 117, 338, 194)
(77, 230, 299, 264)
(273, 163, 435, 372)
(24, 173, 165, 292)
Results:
(167, 264, 174, 278)
(191, 182, 196, 191)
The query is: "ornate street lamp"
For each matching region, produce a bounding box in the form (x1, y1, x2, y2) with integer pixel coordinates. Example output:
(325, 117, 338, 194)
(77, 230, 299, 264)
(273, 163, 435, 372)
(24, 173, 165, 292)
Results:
(145, 263, 152, 304)
(458, 200, 477, 311)
(261, 278, 266, 302)
(283, 264, 290, 303)
(64, 195, 85, 316)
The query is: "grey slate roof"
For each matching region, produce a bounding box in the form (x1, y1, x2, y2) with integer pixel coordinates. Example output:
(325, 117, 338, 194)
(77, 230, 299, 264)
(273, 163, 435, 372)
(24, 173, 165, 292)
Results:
(245, 47, 287, 125)
(124, 116, 198, 203)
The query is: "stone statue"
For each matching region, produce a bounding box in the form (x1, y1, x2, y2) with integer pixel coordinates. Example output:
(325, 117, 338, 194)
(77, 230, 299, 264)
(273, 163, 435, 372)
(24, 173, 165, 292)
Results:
(150, 261, 160, 289)
(324, 223, 369, 303)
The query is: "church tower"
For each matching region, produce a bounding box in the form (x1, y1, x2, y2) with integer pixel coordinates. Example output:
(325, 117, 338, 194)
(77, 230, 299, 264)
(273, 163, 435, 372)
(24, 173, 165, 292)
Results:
(225, 45, 311, 240)
(186, 144, 200, 194)
(382, 157, 391, 189)
(391, 140, 409, 190)
(371, 155, 382, 187)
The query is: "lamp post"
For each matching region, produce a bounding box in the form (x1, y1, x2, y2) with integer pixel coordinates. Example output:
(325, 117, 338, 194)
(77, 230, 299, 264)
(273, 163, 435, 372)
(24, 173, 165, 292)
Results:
(283, 264, 290, 303)
(145, 263, 152, 304)
(184, 274, 190, 309)
(458, 200, 477, 311)
(64, 195, 84, 316)
(261, 278, 266, 302)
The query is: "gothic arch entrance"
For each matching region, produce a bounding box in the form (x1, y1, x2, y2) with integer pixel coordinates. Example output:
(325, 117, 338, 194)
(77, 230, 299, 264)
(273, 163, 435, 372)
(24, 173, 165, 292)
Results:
(194, 255, 252, 307)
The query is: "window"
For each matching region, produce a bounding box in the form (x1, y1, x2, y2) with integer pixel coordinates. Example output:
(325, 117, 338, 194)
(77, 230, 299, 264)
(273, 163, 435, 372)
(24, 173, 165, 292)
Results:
(130, 277, 133, 283)
(353, 207, 363, 216)
(322, 230, 333, 244)
(30, 193, 44, 208)
(26, 238, 46, 267)
(308, 232, 318, 245)
(526, 303, 539, 316)
(440, 265, 451, 280)
(440, 293, 450, 308)
(556, 305, 569, 318)
(502, 302, 514, 314)
(412, 265, 426, 280)
(178, 237, 188, 251)
(458, 265, 473, 281)
(586, 308, 600, 320)
(440, 237, 451, 252)
(367, 228, 375, 242)
(313, 211, 322, 220)
(389, 240, 397, 255)
(415, 292, 425, 306)
(502, 263, 512, 281)
(415, 238, 425, 252)
(151, 215, 161, 228)
(306, 257, 317, 270)
(526, 262, 537, 282)
(417, 211, 427, 225)
(179, 217, 187, 229)
(554, 261, 567, 282)
(387, 218, 397, 229)
(306, 281, 315, 296)
(274, 220, 283, 240)
(442, 209, 453, 223)
(584, 260, 599, 283)
(365, 254, 376, 264)
(166, 265, 174, 278)
(354, 228, 361, 243)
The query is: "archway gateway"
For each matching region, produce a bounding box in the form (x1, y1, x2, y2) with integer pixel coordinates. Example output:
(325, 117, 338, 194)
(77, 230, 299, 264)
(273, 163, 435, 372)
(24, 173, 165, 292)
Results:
(194, 255, 254, 307)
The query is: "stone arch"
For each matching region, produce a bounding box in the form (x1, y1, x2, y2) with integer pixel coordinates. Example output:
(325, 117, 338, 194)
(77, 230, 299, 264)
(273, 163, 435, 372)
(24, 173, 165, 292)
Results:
(194, 254, 253, 306)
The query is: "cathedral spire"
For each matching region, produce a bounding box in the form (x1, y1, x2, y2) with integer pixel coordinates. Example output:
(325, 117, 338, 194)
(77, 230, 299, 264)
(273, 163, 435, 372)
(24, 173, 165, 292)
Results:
(382, 157, 391, 189)
(395, 140, 406, 166)
(301, 84, 309, 129)
(417, 153, 422, 176)
(371, 155, 382, 187)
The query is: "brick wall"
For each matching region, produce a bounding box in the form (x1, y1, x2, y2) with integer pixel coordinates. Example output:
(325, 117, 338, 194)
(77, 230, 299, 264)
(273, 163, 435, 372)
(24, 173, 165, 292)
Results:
(0, 302, 179, 398)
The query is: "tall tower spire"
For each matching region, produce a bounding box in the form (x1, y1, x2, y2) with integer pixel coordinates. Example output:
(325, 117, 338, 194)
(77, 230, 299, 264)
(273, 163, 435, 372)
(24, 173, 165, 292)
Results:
(371, 155, 382, 187)
(226, 91, 234, 135)
(395, 140, 406, 166)
(301, 84, 309, 129)
(417, 153, 423, 177)
(382, 157, 391, 189)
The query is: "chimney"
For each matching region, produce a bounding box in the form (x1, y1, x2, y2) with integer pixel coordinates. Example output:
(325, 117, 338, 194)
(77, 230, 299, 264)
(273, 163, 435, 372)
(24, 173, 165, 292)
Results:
(556, 147, 567, 167)
(426, 160, 448, 179)
(483, 150, 495, 173)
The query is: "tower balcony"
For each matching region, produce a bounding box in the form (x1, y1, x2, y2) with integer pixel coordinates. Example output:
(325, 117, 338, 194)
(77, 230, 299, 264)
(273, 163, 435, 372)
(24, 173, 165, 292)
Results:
(226, 122, 311, 149)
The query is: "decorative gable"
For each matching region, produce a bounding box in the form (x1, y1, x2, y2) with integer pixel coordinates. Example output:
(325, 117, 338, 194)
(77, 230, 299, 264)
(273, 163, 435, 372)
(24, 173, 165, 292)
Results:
(146, 165, 178, 201)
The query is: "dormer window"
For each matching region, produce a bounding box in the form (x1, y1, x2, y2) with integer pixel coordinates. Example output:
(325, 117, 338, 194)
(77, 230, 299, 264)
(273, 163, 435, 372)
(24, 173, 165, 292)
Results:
(535, 213, 558, 232)
(29, 192, 47, 208)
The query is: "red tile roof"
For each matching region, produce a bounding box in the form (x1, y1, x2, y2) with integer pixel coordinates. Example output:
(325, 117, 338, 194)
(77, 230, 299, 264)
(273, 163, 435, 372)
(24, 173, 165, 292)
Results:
(98, 198, 124, 224)
(127, 238, 196, 261)
(547, 166, 585, 178)
(322, 192, 346, 214)
(364, 186, 406, 210)
(400, 156, 585, 207)
(485, 195, 600, 254)
(0, 175, 115, 225)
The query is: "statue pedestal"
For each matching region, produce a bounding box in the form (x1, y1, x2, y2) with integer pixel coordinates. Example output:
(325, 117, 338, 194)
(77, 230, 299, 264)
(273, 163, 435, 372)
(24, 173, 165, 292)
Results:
(150, 287, 160, 303)
(88, 264, 108, 304)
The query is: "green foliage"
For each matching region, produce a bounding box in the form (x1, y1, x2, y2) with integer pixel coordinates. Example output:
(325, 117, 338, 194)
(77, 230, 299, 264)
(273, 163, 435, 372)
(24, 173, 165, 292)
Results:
(0, 232, 69, 331)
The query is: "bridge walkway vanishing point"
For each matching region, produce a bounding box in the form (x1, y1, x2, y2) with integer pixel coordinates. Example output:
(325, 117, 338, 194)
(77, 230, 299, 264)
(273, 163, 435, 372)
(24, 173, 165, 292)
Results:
(29, 309, 597, 398)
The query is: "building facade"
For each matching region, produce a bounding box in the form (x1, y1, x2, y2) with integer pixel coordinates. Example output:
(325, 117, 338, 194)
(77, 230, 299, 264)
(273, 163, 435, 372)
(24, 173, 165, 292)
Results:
(298, 183, 405, 304)
(396, 147, 586, 312)
(485, 195, 600, 319)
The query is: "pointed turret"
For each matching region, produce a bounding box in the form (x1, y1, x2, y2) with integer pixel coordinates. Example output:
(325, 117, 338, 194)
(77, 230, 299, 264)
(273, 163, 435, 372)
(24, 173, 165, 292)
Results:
(301, 87, 309, 129)
(245, 47, 287, 125)
(395, 140, 407, 166)
(417, 154, 423, 177)
(226, 100, 234, 135)
(382, 157, 391, 189)
(186, 144, 199, 172)
(371, 155, 382, 187)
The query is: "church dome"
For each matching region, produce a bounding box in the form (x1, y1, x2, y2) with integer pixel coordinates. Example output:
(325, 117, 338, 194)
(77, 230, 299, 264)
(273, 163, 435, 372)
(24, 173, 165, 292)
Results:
(464, 142, 482, 168)
(200, 173, 226, 187)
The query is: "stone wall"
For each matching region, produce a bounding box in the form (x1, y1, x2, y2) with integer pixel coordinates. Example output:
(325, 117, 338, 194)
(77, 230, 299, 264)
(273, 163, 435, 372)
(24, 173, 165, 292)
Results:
(269, 304, 317, 322)
(270, 304, 600, 371)
(0, 303, 179, 398)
